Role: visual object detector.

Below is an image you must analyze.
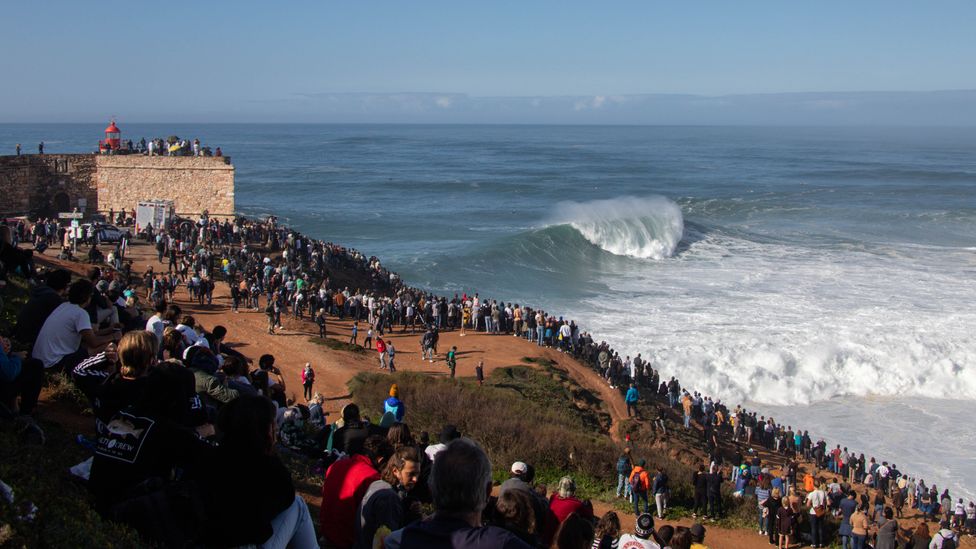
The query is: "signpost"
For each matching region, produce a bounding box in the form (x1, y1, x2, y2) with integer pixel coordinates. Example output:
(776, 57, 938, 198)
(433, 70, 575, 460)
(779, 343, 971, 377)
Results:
(59, 211, 84, 254)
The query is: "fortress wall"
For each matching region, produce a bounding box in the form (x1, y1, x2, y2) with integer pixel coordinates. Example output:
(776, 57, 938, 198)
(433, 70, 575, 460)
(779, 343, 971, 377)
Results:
(94, 155, 235, 218)
(0, 155, 98, 217)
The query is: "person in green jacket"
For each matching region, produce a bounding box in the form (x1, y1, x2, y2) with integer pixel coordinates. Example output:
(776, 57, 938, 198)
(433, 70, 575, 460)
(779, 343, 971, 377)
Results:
(446, 346, 457, 379)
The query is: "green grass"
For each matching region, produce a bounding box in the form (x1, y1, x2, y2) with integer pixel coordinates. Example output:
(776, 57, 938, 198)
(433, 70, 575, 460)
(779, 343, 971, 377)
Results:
(0, 417, 147, 548)
(1, 276, 29, 346)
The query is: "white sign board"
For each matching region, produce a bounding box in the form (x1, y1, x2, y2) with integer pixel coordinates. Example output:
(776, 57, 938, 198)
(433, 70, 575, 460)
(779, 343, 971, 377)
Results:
(58, 212, 84, 219)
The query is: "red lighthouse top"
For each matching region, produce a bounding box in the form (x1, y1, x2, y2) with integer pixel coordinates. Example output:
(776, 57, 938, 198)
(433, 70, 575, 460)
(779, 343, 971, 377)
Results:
(102, 120, 121, 152)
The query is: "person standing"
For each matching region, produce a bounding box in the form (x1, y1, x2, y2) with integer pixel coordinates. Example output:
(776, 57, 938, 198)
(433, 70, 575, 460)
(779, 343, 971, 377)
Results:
(376, 337, 387, 369)
(615, 448, 633, 500)
(315, 308, 327, 339)
(387, 342, 397, 373)
(626, 383, 639, 418)
(805, 482, 828, 548)
(446, 346, 457, 379)
(652, 467, 669, 519)
(15, 144, 21, 156)
(475, 360, 484, 386)
(349, 321, 359, 345)
(629, 459, 651, 516)
(301, 362, 315, 401)
(38, 141, 44, 154)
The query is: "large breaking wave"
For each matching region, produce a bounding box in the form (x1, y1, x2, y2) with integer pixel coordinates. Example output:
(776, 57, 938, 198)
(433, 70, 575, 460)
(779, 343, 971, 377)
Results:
(548, 196, 685, 260)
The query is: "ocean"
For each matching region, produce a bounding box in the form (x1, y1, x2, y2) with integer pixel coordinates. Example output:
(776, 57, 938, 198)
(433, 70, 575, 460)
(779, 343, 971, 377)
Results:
(3, 123, 975, 498)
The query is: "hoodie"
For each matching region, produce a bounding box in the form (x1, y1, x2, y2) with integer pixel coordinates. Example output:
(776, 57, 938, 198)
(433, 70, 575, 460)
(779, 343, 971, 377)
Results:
(384, 396, 405, 422)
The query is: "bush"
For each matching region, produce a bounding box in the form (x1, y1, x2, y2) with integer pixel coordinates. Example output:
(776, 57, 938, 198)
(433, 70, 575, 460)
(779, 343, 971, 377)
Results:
(348, 366, 618, 497)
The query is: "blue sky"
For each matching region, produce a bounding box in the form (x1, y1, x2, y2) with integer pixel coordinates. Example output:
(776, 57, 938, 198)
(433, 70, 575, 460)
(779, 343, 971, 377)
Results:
(2, 1, 975, 123)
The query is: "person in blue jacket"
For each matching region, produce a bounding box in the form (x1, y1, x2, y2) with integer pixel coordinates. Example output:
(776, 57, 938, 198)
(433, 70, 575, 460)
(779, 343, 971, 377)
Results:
(384, 383, 405, 422)
(625, 383, 639, 418)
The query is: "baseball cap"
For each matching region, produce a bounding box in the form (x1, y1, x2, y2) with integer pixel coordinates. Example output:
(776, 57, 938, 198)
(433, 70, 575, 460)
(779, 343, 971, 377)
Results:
(635, 513, 655, 538)
(511, 461, 528, 475)
(690, 523, 706, 541)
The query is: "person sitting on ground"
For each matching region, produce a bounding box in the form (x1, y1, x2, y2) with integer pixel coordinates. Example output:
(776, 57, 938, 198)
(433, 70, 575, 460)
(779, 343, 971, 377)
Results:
(0, 335, 43, 418)
(499, 461, 548, 535)
(592, 510, 621, 549)
(320, 434, 394, 549)
(355, 445, 422, 549)
(384, 384, 405, 422)
(183, 344, 239, 406)
(200, 395, 318, 549)
(689, 523, 709, 549)
(545, 476, 594, 547)
(424, 424, 461, 462)
(89, 360, 210, 534)
(332, 403, 386, 456)
(14, 268, 70, 348)
(617, 513, 660, 549)
(205, 324, 248, 363)
(493, 487, 539, 547)
(220, 354, 258, 396)
(553, 511, 595, 549)
(383, 438, 532, 549)
(32, 279, 120, 372)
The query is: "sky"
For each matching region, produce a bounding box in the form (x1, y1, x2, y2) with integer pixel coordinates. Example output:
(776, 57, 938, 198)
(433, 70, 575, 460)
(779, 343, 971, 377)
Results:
(2, 1, 976, 123)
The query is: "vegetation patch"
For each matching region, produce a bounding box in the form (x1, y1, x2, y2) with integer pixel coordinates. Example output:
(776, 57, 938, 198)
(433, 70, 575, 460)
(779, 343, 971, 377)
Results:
(308, 336, 368, 354)
(0, 420, 146, 548)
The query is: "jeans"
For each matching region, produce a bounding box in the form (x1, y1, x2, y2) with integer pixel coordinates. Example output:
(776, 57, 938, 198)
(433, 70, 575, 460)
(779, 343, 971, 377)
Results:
(632, 491, 649, 516)
(809, 514, 823, 547)
(840, 534, 853, 549)
(255, 495, 318, 549)
(627, 402, 637, 417)
(616, 474, 632, 498)
(852, 534, 866, 549)
(684, 414, 691, 428)
(757, 506, 766, 532)
(536, 326, 544, 345)
(708, 493, 722, 518)
(654, 492, 668, 518)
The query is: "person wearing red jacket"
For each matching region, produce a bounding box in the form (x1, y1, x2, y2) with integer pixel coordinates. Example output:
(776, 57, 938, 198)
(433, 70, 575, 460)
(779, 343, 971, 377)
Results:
(320, 435, 394, 548)
(544, 476, 594, 546)
(376, 338, 387, 369)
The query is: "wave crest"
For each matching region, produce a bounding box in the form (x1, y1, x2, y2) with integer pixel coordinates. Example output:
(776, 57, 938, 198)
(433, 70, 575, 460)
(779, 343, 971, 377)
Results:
(551, 196, 684, 260)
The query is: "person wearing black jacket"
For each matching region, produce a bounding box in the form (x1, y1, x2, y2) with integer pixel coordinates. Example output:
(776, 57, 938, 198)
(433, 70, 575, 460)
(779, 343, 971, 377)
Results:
(14, 269, 70, 348)
(693, 465, 708, 518)
(706, 469, 724, 519)
(200, 395, 317, 548)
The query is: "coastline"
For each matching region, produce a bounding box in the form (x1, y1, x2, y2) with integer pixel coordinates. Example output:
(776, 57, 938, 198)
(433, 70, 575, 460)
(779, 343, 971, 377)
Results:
(21, 209, 975, 518)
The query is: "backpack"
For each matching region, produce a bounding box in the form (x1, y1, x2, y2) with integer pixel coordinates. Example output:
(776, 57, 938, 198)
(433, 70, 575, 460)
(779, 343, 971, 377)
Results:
(630, 471, 647, 493)
(616, 456, 629, 475)
(938, 534, 956, 549)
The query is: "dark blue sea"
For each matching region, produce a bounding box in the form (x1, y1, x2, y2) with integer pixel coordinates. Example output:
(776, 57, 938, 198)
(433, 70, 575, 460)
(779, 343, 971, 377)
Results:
(3, 123, 975, 497)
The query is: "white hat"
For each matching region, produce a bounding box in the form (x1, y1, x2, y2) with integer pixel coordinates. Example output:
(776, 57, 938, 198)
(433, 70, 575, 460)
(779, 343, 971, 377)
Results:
(511, 461, 528, 475)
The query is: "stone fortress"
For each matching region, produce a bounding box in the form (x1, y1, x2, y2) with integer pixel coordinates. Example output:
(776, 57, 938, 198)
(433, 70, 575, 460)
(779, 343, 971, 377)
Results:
(0, 153, 235, 220)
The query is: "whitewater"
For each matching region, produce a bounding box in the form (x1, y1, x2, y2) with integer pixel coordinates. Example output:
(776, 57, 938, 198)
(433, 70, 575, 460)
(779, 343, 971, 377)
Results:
(557, 196, 976, 499)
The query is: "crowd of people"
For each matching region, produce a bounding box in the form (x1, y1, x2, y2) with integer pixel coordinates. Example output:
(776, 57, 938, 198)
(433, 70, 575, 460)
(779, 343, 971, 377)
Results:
(1, 209, 974, 548)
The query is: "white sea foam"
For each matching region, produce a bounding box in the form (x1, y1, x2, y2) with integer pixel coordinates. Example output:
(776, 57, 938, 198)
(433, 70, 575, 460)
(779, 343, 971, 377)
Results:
(550, 196, 685, 260)
(567, 228, 976, 498)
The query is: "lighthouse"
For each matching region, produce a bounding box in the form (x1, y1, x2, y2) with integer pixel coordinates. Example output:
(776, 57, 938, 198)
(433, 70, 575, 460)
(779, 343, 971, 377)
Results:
(101, 121, 121, 153)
